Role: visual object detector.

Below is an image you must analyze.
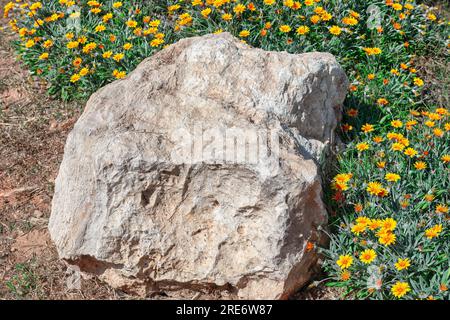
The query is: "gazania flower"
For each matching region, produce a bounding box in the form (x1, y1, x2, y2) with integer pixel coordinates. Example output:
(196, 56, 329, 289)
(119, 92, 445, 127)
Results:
(391, 282, 410, 298)
(279, 25, 291, 33)
(378, 231, 396, 246)
(404, 148, 418, 157)
(391, 120, 403, 128)
(351, 223, 366, 235)
(360, 249, 376, 264)
(336, 255, 353, 269)
(414, 161, 427, 170)
(391, 142, 405, 151)
(385, 173, 400, 182)
(70, 73, 80, 83)
(329, 25, 342, 36)
(413, 77, 424, 87)
(381, 218, 397, 231)
(377, 98, 388, 106)
(239, 30, 250, 37)
(436, 205, 449, 214)
(361, 124, 374, 133)
(341, 270, 351, 281)
(356, 142, 369, 152)
(296, 26, 310, 35)
(442, 154, 450, 163)
(366, 182, 382, 196)
(424, 224, 442, 239)
(395, 258, 411, 271)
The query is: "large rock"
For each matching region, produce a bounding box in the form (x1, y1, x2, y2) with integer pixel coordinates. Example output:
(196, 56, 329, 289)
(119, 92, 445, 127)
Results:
(49, 33, 348, 299)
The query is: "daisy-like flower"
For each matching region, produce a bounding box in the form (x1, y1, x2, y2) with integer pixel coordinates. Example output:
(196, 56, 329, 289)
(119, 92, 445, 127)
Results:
(359, 249, 376, 264)
(404, 148, 418, 157)
(356, 142, 369, 152)
(425, 224, 443, 239)
(414, 161, 427, 170)
(385, 173, 400, 182)
(361, 124, 374, 133)
(329, 25, 342, 36)
(279, 25, 291, 33)
(296, 26, 310, 35)
(391, 282, 410, 298)
(391, 120, 403, 128)
(239, 30, 250, 37)
(336, 255, 353, 269)
(442, 154, 450, 163)
(395, 258, 411, 271)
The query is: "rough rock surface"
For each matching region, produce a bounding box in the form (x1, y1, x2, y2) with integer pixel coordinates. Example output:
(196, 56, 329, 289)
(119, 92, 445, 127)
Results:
(49, 33, 348, 299)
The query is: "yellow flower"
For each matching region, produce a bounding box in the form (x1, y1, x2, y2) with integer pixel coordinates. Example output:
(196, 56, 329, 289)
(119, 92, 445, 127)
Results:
(114, 70, 126, 79)
(79, 67, 89, 76)
(378, 231, 396, 246)
(368, 219, 382, 231)
(392, 3, 403, 11)
(424, 225, 443, 239)
(391, 282, 411, 298)
(310, 15, 321, 24)
(329, 25, 342, 36)
(150, 38, 164, 47)
(425, 121, 435, 128)
(377, 98, 388, 105)
(414, 161, 427, 170)
(201, 8, 211, 18)
(336, 255, 353, 269)
(367, 182, 383, 196)
(95, 24, 106, 32)
(391, 142, 405, 152)
(123, 43, 133, 50)
(296, 26, 310, 35)
(113, 53, 124, 62)
(427, 13, 437, 21)
(279, 25, 291, 33)
(359, 249, 376, 264)
(103, 13, 113, 23)
(39, 52, 48, 60)
(404, 148, 418, 157)
(102, 51, 112, 58)
(376, 161, 386, 169)
(391, 120, 403, 128)
(442, 154, 450, 163)
(351, 223, 366, 235)
(381, 218, 397, 231)
(356, 142, 369, 152)
(222, 13, 232, 21)
(233, 4, 246, 14)
(413, 77, 424, 87)
(70, 73, 80, 83)
(436, 205, 449, 214)
(361, 124, 374, 133)
(239, 30, 250, 38)
(364, 47, 382, 55)
(126, 20, 137, 28)
(25, 39, 35, 48)
(43, 39, 53, 48)
(342, 16, 358, 26)
(395, 258, 410, 271)
(112, 2, 123, 9)
(385, 173, 400, 183)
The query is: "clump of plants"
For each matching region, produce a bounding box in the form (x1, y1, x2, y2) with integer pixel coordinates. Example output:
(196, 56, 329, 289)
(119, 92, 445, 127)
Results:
(3, 0, 449, 299)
